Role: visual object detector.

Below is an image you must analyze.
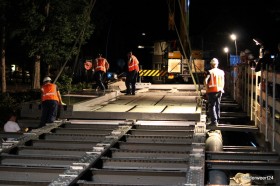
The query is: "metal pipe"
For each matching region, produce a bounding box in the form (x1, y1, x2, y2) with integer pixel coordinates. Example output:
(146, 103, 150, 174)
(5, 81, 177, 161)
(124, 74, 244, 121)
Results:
(259, 46, 264, 132)
(252, 69, 256, 121)
(265, 65, 268, 141)
(205, 131, 223, 152)
(243, 65, 246, 111)
(255, 70, 259, 127)
(247, 66, 250, 115)
(208, 170, 228, 185)
(206, 131, 228, 185)
(272, 65, 276, 151)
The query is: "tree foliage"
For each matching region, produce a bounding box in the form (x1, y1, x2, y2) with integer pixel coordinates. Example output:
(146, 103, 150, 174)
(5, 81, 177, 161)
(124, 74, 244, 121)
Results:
(11, 0, 95, 66)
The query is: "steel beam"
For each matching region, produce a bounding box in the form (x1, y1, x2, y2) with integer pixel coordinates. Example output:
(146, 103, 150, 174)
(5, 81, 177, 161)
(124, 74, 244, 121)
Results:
(110, 149, 190, 160)
(129, 129, 194, 136)
(31, 140, 98, 149)
(0, 166, 65, 182)
(223, 146, 259, 152)
(206, 151, 279, 161)
(81, 169, 188, 185)
(51, 128, 113, 135)
(0, 155, 78, 168)
(118, 142, 192, 152)
(125, 135, 193, 144)
(102, 158, 189, 171)
(206, 124, 258, 132)
(206, 160, 280, 170)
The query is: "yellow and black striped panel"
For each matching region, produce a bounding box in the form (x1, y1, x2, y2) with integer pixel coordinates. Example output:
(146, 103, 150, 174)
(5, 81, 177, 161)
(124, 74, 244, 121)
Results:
(139, 69, 168, 77)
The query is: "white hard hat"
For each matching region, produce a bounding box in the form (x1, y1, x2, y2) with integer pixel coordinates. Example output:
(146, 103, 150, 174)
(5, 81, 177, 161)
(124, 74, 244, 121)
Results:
(245, 49, 251, 54)
(248, 54, 254, 60)
(43, 76, 52, 82)
(210, 58, 219, 65)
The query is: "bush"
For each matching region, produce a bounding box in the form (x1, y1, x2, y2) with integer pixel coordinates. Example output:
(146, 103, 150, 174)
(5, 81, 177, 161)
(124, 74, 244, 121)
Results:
(0, 90, 41, 126)
(56, 74, 92, 94)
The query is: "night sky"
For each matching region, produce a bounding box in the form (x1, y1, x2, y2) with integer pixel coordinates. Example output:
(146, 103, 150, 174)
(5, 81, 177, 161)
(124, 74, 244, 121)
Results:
(87, 0, 280, 70)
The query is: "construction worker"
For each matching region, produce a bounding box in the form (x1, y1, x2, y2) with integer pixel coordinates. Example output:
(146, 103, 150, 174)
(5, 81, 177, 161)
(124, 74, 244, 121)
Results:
(204, 58, 225, 126)
(40, 76, 63, 127)
(125, 51, 139, 95)
(94, 54, 110, 90)
(4, 112, 21, 133)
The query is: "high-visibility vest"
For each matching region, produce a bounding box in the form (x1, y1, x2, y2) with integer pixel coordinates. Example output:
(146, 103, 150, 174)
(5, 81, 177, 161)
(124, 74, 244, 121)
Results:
(95, 58, 108, 72)
(206, 68, 225, 93)
(128, 55, 139, 72)
(41, 83, 59, 102)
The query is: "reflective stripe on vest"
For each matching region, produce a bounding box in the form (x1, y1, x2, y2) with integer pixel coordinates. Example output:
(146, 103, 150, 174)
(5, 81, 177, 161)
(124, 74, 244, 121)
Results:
(206, 68, 224, 93)
(42, 83, 59, 102)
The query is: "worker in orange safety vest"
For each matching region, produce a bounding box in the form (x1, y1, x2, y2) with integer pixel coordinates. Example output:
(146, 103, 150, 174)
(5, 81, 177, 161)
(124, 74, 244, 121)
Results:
(204, 58, 225, 127)
(94, 54, 110, 91)
(40, 76, 64, 127)
(125, 51, 139, 95)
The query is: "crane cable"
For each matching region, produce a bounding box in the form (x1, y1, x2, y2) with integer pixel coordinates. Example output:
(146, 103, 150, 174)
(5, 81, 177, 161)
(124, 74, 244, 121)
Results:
(54, 0, 97, 83)
(170, 0, 202, 96)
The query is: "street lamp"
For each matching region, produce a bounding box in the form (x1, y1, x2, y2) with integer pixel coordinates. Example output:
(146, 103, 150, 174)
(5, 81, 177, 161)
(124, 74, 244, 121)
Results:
(223, 47, 230, 93)
(230, 34, 238, 100)
(223, 47, 229, 67)
(230, 34, 238, 63)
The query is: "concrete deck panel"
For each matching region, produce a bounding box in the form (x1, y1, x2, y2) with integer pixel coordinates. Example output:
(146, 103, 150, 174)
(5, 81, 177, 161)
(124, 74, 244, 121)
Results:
(129, 105, 166, 113)
(68, 111, 201, 121)
(163, 105, 198, 113)
(95, 104, 135, 112)
(21, 81, 202, 121)
(60, 86, 202, 121)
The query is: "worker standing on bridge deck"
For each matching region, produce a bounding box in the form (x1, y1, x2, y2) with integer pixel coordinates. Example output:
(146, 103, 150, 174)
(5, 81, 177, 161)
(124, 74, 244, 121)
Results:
(40, 77, 63, 128)
(94, 54, 110, 91)
(204, 58, 225, 126)
(125, 51, 139, 95)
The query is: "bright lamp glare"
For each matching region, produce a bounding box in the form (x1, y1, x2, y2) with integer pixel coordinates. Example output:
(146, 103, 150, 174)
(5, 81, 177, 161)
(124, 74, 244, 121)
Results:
(224, 47, 229, 53)
(230, 34, 237, 41)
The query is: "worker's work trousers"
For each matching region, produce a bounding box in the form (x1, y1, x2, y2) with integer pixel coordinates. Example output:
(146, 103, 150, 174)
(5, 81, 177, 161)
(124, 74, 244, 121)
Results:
(207, 91, 222, 124)
(95, 71, 106, 90)
(40, 100, 58, 128)
(125, 70, 138, 94)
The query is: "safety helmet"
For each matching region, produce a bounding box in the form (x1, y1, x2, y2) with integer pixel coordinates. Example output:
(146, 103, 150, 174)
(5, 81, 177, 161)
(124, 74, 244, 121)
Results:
(248, 54, 254, 60)
(210, 58, 219, 65)
(43, 76, 52, 82)
(244, 49, 251, 54)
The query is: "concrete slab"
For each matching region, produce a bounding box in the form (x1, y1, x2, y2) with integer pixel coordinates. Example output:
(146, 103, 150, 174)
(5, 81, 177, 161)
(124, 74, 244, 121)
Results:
(136, 120, 196, 126)
(157, 96, 197, 106)
(68, 111, 201, 121)
(163, 106, 197, 113)
(136, 83, 199, 91)
(95, 104, 135, 112)
(110, 96, 141, 105)
(127, 95, 164, 106)
(129, 106, 166, 113)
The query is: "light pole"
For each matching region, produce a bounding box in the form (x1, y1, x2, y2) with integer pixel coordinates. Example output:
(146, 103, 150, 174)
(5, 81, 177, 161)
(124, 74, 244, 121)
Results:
(230, 34, 238, 100)
(223, 47, 229, 67)
(223, 47, 230, 93)
(230, 34, 238, 64)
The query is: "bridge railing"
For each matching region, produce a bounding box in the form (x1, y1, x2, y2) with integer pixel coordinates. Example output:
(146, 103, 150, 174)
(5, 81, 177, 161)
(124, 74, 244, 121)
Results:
(234, 63, 280, 152)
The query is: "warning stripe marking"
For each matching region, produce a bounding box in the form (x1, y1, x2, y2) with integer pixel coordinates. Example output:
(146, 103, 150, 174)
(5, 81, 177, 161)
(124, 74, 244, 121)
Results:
(139, 70, 167, 77)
